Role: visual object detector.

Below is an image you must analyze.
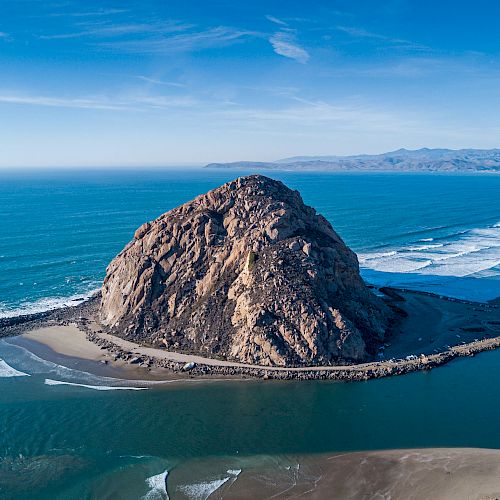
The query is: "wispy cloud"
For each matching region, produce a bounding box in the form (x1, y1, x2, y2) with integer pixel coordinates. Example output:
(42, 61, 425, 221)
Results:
(0, 94, 124, 110)
(265, 15, 288, 26)
(336, 25, 429, 51)
(38, 11, 258, 55)
(338, 55, 496, 78)
(136, 76, 185, 87)
(0, 92, 199, 111)
(1, 88, 410, 134)
(131, 95, 198, 108)
(337, 26, 387, 39)
(39, 20, 191, 40)
(48, 8, 129, 18)
(210, 98, 421, 136)
(269, 31, 309, 63)
(98, 26, 258, 53)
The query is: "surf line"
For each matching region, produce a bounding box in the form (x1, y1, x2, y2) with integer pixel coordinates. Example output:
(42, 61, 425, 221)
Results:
(44, 379, 148, 391)
(0, 358, 30, 378)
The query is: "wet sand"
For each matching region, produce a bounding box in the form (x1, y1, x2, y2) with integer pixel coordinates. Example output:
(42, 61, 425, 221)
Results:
(194, 448, 500, 499)
(22, 324, 104, 361)
(2, 289, 500, 381)
(11, 325, 193, 381)
(384, 290, 500, 358)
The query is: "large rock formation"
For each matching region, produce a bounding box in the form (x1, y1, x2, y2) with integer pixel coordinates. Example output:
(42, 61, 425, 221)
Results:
(100, 175, 393, 366)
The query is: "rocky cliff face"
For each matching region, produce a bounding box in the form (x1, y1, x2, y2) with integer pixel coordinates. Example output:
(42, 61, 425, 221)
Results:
(100, 175, 393, 366)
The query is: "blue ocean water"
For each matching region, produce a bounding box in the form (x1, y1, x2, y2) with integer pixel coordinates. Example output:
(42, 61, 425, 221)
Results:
(0, 169, 499, 499)
(0, 169, 499, 317)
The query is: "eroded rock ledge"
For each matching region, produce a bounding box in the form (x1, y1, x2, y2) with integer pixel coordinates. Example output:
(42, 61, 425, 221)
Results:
(99, 175, 395, 367)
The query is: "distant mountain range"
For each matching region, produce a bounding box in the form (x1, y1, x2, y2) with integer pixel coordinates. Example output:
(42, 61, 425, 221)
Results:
(205, 148, 500, 173)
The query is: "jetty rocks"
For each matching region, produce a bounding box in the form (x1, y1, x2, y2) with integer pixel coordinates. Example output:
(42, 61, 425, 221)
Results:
(100, 175, 394, 367)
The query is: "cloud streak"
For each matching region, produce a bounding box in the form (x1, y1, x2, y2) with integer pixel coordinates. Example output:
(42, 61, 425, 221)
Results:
(0, 90, 410, 135)
(38, 11, 258, 55)
(136, 76, 185, 87)
(98, 26, 258, 53)
(336, 25, 430, 51)
(0, 92, 199, 111)
(215, 99, 417, 131)
(48, 8, 130, 18)
(266, 15, 288, 26)
(269, 31, 309, 63)
(39, 20, 191, 40)
(0, 94, 124, 110)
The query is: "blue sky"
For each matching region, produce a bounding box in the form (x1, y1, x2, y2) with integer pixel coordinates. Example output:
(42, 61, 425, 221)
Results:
(1, 0, 500, 167)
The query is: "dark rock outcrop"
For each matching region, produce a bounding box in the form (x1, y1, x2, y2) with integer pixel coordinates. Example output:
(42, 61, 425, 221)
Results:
(100, 175, 393, 366)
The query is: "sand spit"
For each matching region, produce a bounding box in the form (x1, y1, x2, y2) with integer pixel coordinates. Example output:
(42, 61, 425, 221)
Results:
(0, 287, 499, 382)
(200, 448, 500, 499)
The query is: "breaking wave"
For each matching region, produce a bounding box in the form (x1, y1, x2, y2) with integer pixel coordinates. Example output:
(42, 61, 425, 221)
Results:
(0, 340, 160, 389)
(44, 379, 148, 391)
(144, 470, 169, 500)
(0, 358, 30, 378)
(176, 469, 241, 500)
(359, 221, 500, 301)
(0, 287, 100, 319)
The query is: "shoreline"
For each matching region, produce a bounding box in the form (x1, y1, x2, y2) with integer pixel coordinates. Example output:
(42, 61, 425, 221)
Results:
(172, 447, 500, 499)
(1, 288, 499, 382)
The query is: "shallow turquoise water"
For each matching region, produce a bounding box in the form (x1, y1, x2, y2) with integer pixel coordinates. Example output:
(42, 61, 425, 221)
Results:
(0, 169, 499, 498)
(1, 347, 500, 499)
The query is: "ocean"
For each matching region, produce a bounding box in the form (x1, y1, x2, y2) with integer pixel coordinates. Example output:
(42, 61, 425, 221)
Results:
(0, 169, 499, 499)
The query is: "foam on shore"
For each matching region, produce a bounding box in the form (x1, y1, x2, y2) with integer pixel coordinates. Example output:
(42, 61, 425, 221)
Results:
(144, 469, 169, 499)
(359, 220, 500, 302)
(166, 449, 500, 499)
(0, 340, 158, 388)
(0, 358, 29, 377)
(44, 378, 148, 391)
(0, 287, 100, 319)
(176, 468, 241, 500)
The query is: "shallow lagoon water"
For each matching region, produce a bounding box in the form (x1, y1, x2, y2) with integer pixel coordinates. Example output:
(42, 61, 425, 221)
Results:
(1, 346, 500, 498)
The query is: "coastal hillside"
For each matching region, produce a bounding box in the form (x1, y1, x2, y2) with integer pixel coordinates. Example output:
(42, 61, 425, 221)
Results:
(206, 148, 500, 173)
(100, 175, 393, 367)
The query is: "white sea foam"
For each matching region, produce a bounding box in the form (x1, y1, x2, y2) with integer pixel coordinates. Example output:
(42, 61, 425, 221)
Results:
(44, 379, 148, 390)
(178, 478, 230, 500)
(1, 340, 128, 384)
(1, 340, 151, 388)
(360, 251, 397, 261)
(0, 340, 208, 390)
(177, 469, 241, 500)
(144, 470, 169, 500)
(406, 243, 444, 251)
(359, 221, 500, 302)
(0, 358, 29, 377)
(0, 287, 100, 319)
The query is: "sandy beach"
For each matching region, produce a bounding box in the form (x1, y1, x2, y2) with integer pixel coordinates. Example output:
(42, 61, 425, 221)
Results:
(22, 324, 105, 361)
(184, 448, 500, 499)
(2, 288, 499, 382)
(10, 325, 197, 382)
